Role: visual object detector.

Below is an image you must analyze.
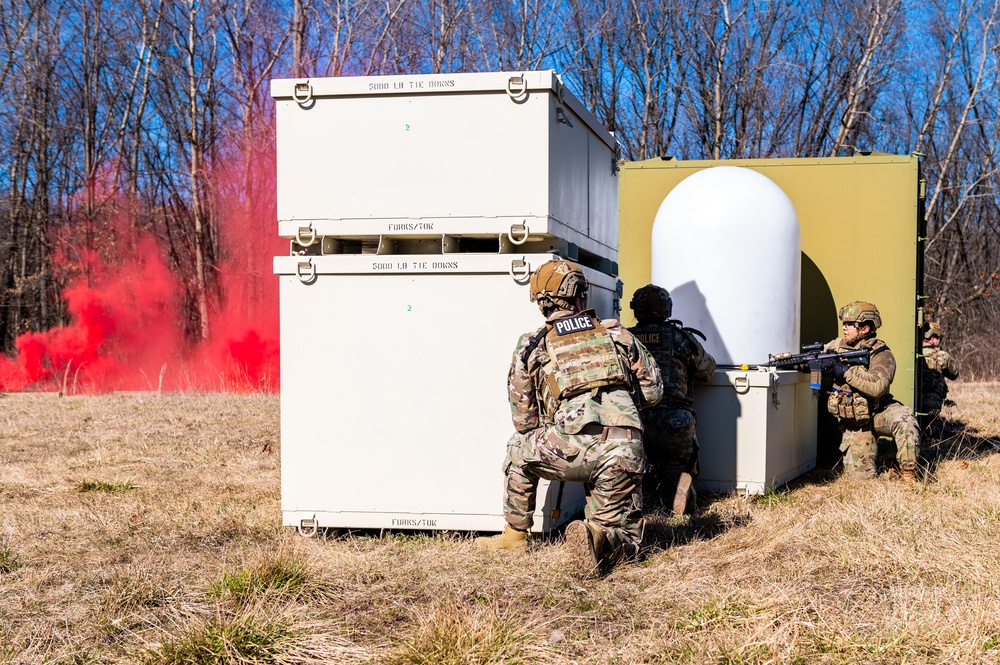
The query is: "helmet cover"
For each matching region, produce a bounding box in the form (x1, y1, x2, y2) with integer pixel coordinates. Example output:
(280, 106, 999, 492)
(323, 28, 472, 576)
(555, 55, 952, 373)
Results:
(839, 301, 882, 330)
(529, 260, 587, 303)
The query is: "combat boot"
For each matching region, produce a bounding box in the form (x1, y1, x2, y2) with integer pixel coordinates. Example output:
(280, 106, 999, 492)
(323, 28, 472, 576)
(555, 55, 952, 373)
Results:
(672, 472, 694, 517)
(474, 525, 528, 552)
(565, 520, 607, 579)
(899, 464, 917, 485)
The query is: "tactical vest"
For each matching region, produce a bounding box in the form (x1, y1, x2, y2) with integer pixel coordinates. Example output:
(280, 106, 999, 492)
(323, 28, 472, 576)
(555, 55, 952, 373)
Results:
(921, 352, 949, 405)
(630, 321, 701, 407)
(543, 310, 629, 400)
(826, 339, 888, 424)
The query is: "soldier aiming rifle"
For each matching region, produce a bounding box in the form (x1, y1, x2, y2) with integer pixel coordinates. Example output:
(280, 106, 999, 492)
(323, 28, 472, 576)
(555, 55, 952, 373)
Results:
(773, 301, 921, 482)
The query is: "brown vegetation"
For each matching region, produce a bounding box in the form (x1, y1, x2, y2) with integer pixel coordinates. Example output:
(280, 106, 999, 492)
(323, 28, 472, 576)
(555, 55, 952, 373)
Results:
(1, 384, 999, 663)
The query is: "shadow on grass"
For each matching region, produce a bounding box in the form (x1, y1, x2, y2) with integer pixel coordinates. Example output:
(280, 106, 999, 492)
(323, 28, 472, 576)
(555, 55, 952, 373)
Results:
(921, 410, 1000, 476)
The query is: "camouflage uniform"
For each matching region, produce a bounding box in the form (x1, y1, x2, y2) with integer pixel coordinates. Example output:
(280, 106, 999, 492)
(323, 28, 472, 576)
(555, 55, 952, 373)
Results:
(823, 336, 921, 478)
(629, 320, 716, 506)
(504, 309, 663, 560)
(920, 347, 958, 419)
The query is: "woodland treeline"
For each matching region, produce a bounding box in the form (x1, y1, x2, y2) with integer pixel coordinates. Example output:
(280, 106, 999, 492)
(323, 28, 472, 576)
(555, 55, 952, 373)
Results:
(1, 0, 999, 376)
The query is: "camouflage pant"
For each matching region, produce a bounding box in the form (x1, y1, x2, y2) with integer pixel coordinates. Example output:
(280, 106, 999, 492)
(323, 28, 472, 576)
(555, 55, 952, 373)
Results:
(502, 424, 646, 557)
(640, 407, 699, 500)
(840, 401, 921, 478)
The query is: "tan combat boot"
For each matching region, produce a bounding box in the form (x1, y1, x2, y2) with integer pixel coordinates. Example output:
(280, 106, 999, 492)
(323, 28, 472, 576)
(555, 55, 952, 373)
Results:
(565, 520, 607, 579)
(899, 464, 917, 485)
(672, 472, 694, 517)
(474, 525, 528, 552)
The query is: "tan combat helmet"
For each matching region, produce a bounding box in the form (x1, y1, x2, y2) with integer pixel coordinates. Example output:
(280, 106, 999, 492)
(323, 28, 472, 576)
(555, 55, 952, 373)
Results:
(630, 284, 672, 321)
(839, 301, 882, 330)
(924, 320, 944, 341)
(529, 259, 588, 303)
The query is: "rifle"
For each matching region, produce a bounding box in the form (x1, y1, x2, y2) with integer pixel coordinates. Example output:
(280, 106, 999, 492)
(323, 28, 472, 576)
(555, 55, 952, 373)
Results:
(766, 342, 871, 390)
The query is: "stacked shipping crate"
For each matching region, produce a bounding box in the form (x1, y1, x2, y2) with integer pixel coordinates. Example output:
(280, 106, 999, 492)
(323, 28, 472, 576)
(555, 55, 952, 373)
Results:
(271, 71, 622, 533)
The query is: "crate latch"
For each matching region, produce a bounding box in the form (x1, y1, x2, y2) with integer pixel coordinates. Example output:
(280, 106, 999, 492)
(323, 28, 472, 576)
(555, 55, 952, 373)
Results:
(292, 80, 313, 107)
(507, 223, 529, 246)
(509, 257, 530, 283)
(296, 258, 317, 284)
(295, 224, 317, 247)
(506, 74, 528, 101)
(297, 517, 319, 537)
(556, 107, 573, 127)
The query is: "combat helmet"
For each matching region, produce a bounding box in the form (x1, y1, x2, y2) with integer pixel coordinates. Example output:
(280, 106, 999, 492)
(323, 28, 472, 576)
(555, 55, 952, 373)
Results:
(529, 259, 588, 304)
(924, 320, 944, 341)
(630, 284, 672, 321)
(839, 301, 882, 330)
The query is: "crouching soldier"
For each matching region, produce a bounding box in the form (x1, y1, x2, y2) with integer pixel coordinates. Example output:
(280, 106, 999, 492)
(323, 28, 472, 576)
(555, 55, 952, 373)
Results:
(824, 301, 921, 482)
(919, 320, 959, 434)
(475, 260, 663, 579)
(628, 285, 716, 515)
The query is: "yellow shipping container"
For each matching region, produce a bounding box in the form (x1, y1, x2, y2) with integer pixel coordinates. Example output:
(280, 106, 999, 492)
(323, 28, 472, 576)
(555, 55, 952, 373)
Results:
(618, 154, 923, 409)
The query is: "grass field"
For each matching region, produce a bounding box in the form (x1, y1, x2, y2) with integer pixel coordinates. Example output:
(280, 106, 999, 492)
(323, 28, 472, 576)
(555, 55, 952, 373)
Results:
(1, 383, 999, 664)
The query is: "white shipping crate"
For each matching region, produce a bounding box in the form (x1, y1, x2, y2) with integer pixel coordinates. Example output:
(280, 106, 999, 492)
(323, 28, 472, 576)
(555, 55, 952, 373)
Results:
(274, 253, 621, 533)
(271, 71, 619, 259)
(693, 368, 817, 494)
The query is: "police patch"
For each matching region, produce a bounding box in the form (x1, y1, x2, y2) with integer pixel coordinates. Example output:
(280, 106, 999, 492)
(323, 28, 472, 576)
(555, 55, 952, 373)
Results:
(553, 313, 596, 336)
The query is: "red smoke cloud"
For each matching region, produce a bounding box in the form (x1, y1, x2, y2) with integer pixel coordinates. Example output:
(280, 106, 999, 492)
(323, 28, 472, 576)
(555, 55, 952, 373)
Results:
(0, 146, 284, 394)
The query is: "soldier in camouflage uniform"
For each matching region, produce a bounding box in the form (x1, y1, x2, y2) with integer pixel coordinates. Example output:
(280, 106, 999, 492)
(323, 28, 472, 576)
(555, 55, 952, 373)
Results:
(628, 285, 716, 516)
(475, 260, 663, 579)
(919, 321, 959, 432)
(823, 301, 921, 482)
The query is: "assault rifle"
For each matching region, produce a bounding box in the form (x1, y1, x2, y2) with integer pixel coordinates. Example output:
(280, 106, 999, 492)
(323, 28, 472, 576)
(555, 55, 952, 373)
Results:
(766, 343, 870, 390)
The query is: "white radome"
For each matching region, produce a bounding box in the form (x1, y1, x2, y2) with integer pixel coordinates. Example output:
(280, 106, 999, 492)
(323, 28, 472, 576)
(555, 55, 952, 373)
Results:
(651, 166, 801, 365)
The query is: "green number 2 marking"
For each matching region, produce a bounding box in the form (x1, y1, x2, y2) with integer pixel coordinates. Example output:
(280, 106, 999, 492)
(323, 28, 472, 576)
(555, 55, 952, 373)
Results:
(405, 124, 410, 131)
(407, 305, 412, 311)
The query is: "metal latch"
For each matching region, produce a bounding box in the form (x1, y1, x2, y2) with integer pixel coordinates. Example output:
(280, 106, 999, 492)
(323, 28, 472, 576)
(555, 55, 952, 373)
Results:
(292, 80, 313, 106)
(297, 517, 319, 537)
(296, 259, 317, 284)
(509, 257, 530, 283)
(507, 223, 528, 245)
(556, 107, 573, 127)
(506, 74, 528, 101)
(295, 224, 317, 247)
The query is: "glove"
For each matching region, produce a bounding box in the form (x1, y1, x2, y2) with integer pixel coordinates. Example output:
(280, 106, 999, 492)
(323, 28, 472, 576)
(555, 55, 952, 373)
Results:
(830, 361, 849, 381)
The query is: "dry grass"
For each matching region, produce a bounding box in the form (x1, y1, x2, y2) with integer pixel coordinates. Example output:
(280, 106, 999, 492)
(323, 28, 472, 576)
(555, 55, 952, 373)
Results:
(1, 384, 999, 664)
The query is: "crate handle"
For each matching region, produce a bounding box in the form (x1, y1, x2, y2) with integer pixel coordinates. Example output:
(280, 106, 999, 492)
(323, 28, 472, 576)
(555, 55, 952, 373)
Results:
(506, 74, 528, 101)
(510, 258, 530, 283)
(292, 80, 313, 106)
(734, 375, 750, 394)
(296, 259, 317, 284)
(507, 223, 528, 245)
(296, 224, 316, 246)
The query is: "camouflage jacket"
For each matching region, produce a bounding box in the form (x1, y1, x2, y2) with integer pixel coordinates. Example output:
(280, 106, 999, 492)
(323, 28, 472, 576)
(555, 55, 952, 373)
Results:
(628, 321, 716, 410)
(508, 310, 663, 435)
(823, 336, 895, 404)
(921, 347, 958, 404)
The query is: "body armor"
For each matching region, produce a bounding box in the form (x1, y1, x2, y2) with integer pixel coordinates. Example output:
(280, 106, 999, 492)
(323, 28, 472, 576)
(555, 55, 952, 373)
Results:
(543, 310, 628, 400)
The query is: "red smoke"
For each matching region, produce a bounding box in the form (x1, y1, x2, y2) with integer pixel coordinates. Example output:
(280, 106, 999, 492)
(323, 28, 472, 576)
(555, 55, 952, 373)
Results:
(0, 146, 284, 394)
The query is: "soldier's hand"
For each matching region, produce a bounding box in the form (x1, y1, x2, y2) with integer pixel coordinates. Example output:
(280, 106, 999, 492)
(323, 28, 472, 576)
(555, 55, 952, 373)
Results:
(830, 361, 850, 381)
